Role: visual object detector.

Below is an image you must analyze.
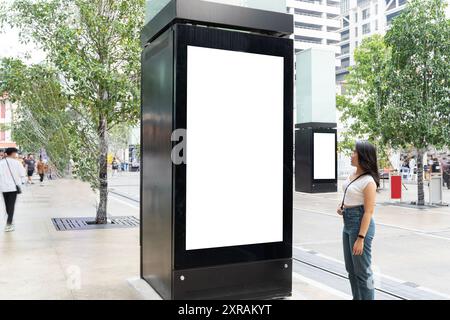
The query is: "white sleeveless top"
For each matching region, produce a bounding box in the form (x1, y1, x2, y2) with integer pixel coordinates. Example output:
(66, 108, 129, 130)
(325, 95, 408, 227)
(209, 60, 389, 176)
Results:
(342, 173, 376, 207)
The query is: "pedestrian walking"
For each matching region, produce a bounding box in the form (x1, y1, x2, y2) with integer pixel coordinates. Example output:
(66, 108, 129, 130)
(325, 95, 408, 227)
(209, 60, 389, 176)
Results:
(112, 157, 120, 176)
(0, 147, 26, 232)
(24, 154, 36, 184)
(37, 157, 48, 186)
(337, 141, 380, 300)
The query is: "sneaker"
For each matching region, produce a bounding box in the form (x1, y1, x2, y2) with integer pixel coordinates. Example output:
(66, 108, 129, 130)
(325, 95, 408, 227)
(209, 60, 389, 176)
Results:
(4, 224, 15, 232)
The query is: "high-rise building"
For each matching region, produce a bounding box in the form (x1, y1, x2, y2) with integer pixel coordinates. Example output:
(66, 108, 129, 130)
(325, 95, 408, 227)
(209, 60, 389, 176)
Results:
(286, 0, 341, 64)
(336, 0, 408, 87)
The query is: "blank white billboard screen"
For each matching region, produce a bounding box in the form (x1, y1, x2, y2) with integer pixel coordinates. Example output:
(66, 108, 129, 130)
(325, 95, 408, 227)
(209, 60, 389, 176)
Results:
(185, 46, 284, 251)
(313, 133, 336, 180)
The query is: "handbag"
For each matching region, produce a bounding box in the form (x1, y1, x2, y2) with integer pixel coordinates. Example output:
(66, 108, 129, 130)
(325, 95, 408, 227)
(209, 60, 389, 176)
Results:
(340, 172, 368, 210)
(5, 159, 22, 194)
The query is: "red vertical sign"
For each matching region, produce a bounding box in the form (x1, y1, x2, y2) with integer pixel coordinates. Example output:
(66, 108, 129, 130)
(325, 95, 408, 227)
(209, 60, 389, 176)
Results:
(391, 175, 402, 200)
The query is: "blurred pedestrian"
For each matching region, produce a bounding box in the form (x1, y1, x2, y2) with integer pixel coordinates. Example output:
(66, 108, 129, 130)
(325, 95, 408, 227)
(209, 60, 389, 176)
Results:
(0, 147, 26, 232)
(37, 156, 49, 186)
(112, 157, 120, 176)
(24, 154, 36, 184)
(440, 158, 450, 189)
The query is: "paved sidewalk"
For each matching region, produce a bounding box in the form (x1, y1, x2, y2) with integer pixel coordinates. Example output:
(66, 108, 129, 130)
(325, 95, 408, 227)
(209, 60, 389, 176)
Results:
(0, 178, 344, 300)
(0, 178, 141, 300)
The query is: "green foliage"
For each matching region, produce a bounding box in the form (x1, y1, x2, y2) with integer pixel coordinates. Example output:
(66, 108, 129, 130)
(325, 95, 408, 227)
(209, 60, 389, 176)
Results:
(384, 0, 450, 150)
(0, 58, 73, 174)
(338, 0, 450, 204)
(2, 0, 145, 221)
(337, 35, 391, 148)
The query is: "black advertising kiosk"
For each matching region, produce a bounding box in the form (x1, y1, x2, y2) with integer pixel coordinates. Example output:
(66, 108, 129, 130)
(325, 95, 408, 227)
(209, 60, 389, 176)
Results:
(295, 124, 338, 193)
(140, 0, 294, 300)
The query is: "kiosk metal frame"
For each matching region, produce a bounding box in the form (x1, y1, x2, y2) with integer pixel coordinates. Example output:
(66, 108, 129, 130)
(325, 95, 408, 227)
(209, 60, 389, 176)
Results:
(140, 0, 294, 300)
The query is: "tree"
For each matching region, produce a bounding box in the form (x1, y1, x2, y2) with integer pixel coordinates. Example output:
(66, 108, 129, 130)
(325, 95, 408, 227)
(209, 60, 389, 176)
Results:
(384, 0, 450, 205)
(2, 0, 145, 223)
(336, 35, 391, 152)
(338, 0, 450, 205)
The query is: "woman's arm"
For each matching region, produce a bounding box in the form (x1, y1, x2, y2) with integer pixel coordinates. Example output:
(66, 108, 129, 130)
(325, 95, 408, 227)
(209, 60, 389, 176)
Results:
(353, 182, 377, 255)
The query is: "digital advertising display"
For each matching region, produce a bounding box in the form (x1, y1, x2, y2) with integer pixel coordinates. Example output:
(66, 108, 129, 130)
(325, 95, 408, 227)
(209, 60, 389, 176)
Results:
(313, 132, 336, 180)
(185, 46, 285, 250)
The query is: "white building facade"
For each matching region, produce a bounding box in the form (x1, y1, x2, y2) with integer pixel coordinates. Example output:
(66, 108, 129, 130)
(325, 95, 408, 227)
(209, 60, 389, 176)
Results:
(336, 0, 408, 86)
(0, 93, 17, 150)
(287, 0, 341, 62)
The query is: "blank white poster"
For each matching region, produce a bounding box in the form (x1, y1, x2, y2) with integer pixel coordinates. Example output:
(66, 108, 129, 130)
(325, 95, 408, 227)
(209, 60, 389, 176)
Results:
(313, 133, 336, 180)
(185, 46, 284, 251)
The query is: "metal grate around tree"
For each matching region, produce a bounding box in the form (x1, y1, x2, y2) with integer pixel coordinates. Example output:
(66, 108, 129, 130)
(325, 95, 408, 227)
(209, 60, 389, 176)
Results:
(51, 216, 139, 231)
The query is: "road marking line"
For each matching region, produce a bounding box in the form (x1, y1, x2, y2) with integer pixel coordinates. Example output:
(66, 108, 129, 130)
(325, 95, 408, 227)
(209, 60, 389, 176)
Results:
(110, 195, 139, 209)
(294, 207, 450, 235)
(295, 245, 450, 299)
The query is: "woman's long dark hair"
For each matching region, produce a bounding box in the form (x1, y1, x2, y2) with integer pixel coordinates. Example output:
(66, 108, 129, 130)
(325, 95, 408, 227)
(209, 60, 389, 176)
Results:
(355, 141, 380, 188)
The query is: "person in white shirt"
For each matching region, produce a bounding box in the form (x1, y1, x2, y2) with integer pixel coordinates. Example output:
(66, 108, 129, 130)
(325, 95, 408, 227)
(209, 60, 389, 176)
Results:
(337, 141, 379, 300)
(0, 148, 26, 232)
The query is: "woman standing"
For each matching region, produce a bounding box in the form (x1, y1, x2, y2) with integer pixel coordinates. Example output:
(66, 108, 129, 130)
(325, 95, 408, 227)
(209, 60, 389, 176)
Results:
(337, 141, 380, 300)
(0, 148, 26, 232)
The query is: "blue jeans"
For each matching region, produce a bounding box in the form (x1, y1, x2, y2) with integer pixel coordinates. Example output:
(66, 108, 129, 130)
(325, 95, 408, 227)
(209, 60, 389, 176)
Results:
(342, 205, 376, 300)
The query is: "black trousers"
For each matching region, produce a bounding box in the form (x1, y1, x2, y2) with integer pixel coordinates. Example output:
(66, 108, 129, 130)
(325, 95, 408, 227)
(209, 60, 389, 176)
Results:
(3, 191, 18, 225)
(39, 173, 45, 182)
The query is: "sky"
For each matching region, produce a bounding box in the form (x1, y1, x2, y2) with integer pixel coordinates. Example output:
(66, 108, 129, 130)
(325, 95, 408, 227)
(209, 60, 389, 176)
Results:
(0, 0, 46, 64)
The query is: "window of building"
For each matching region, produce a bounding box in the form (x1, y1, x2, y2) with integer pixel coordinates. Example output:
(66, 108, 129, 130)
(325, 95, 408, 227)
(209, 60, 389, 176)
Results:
(341, 0, 350, 13)
(327, 26, 340, 32)
(295, 9, 322, 18)
(362, 8, 370, 20)
(386, 0, 396, 11)
(341, 57, 350, 68)
(375, 20, 378, 31)
(341, 44, 350, 55)
(295, 35, 323, 44)
(387, 10, 403, 26)
(343, 16, 350, 27)
(375, 4, 378, 15)
(327, 0, 340, 8)
(355, 41, 359, 48)
(354, 12, 358, 22)
(362, 23, 371, 34)
(295, 22, 322, 31)
(341, 30, 350, 41)
(355, 27, 358, 37)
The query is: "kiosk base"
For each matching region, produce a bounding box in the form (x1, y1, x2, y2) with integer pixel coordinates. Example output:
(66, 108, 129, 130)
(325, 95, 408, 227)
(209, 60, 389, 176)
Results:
(170, 258, 292, 300)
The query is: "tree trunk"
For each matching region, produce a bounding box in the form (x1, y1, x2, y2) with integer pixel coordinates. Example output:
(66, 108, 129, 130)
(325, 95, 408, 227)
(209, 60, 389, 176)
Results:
(96, 115, 108, 224)
(416, 149, 425, 206)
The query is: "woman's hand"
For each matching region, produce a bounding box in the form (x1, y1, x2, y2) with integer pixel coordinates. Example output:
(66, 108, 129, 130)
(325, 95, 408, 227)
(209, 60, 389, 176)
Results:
(337, 206, 343, 216)
(353, 238, 364, 256)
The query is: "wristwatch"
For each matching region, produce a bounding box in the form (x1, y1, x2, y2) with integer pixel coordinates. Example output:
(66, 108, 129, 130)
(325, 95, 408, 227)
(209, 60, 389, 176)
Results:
(358, 235, 365, 239)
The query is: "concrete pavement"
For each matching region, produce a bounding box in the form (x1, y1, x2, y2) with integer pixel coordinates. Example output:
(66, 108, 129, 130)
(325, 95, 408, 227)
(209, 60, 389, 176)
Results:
(110, 172, 450, 298)
(0, 176, 344, 300)
(0, 178, 141, 300)
(1, 172, 450, 299)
